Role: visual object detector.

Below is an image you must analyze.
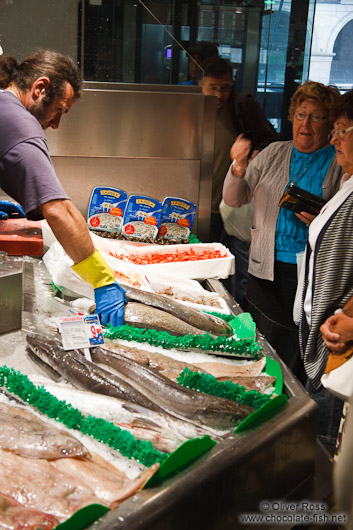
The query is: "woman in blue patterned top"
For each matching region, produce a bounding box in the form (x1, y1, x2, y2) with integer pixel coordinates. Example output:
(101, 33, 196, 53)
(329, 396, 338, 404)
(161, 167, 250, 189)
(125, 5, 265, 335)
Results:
(222, 81, 342, 382)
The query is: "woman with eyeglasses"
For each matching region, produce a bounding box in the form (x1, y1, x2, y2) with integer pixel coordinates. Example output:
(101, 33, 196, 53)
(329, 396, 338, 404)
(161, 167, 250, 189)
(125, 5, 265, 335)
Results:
(222, 81, 342, 386)
(299, 89, 353, 455)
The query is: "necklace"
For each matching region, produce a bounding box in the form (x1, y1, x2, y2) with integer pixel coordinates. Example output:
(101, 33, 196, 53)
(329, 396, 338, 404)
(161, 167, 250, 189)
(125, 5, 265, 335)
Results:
(289, 149, 320, 186)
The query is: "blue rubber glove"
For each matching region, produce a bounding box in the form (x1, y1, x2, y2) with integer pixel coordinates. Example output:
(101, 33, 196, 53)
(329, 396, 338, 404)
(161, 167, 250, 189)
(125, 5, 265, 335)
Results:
(94, 281, 127, 327)
(0, 201, 25, 219)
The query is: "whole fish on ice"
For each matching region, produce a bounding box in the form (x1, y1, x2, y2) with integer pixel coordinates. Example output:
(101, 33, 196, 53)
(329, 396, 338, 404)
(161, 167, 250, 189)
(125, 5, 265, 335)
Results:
(0, 448, 157, 521)
(193, 357, 267, 378)
(102, 340, 206, 376)
(91, 346, 254, 431)
(0, 402, 89, 460)
(26, 333, 163, 413)
(36, 382, 226, 453)
(124, 285, 233, 336)
(124, 302, 209, 336)
(0, 491, 59, 530)
(26, 333, 253, 432)
(101, 341, 272, 391)
(51, 452, 158, 507)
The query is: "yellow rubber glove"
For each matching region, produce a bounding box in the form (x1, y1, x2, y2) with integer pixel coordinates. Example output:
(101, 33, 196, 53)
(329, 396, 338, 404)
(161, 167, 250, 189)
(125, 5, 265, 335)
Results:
(72, 250, 126, 327)
(72, 249, 115, 288)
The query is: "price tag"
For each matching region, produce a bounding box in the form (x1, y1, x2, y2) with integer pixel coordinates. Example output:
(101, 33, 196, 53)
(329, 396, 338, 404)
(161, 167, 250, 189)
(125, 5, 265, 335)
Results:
(84, 314, 104, 346)
(58, 314, 104, 351)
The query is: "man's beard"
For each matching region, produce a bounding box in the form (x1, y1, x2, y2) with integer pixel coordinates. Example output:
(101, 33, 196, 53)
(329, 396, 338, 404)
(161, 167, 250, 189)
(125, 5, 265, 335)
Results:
(30, 101, 50, 129)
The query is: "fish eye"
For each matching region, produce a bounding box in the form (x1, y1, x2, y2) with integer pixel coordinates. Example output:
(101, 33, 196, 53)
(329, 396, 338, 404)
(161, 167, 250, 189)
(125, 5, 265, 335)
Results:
(60, 446, 72, 455)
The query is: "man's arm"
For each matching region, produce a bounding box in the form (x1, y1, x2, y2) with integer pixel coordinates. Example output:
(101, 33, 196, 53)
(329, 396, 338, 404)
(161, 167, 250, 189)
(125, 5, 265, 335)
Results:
(41, 199, 95, 264)
(42, 198, 126, 327)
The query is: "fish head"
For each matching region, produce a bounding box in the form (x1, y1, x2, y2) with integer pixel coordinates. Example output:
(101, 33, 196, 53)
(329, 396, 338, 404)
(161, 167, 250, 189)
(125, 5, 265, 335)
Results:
(26, 333, 62, 367)
(55, 438, 91, 459)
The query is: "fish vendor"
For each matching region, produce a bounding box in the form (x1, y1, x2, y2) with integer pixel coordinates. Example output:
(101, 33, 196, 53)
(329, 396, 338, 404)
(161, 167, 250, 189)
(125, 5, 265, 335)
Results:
(0, 49, 126, 327)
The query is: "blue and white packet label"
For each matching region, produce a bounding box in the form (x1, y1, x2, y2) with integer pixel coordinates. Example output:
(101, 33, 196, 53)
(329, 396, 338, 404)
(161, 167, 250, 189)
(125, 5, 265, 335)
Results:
(158, 197, 197, 241)
(122, 195, 162, 241)
(87, 186, 127, 233)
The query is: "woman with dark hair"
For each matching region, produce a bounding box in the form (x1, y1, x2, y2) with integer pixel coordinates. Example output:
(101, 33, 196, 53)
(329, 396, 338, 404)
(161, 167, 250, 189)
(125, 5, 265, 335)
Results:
(222, 81, 342, 382)
(300, 89, 353, 454)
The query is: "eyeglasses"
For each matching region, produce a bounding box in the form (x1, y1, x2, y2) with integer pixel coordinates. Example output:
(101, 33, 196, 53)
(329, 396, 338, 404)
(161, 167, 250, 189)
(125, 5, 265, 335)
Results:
(329, 125, 353, 140)
(294, 111, 328, 122)
(207, 84, 234, 93)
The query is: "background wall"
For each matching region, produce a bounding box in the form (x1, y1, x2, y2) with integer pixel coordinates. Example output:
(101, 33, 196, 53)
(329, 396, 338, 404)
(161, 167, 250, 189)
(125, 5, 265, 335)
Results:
(0, 0, 79, 61)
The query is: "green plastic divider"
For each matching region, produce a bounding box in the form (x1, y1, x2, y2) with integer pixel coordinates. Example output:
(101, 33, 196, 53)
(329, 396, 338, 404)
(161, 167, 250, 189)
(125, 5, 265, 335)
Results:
(232, 355, 287, 433)
(54, 504, 110, 530)
(146, 435, 217, 487)
(233, 394, 288, 433)
(229, 312, 256, 343)
(265, 356, 283, 395)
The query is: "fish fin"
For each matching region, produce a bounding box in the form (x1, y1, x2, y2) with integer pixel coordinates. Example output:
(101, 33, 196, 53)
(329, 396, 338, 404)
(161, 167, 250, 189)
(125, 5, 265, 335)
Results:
(122, 402, 153, 415)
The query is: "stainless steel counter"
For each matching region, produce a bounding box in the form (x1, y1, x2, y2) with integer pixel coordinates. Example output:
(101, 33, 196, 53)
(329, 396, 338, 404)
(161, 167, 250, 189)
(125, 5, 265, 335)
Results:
(86, 286, 320, 530)
(0, 257, 322, 530)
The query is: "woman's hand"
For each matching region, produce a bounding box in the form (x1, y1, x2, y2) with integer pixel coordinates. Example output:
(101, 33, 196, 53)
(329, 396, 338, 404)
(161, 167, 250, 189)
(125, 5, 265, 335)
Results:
(295, 211, 316, 226)
(230, 133, 252, 171)
(320, 313, 353, 352)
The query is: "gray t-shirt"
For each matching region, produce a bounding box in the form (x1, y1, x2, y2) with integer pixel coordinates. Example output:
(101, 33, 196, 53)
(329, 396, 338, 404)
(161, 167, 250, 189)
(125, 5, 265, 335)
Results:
(0, 90, 68, 220)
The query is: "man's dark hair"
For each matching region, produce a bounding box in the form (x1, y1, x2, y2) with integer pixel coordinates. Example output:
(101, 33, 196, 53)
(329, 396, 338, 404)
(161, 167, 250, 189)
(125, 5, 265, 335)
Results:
(201, 56, 233, 80)
(188, 41, 219, 62)
(0, 49, 82, 105)
(332, 88, 353, 122)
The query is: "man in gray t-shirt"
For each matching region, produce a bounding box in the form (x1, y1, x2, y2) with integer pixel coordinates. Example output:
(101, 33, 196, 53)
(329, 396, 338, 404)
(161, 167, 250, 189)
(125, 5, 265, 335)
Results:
(0, 89, 69, 220)
(0, 50, 126, 328)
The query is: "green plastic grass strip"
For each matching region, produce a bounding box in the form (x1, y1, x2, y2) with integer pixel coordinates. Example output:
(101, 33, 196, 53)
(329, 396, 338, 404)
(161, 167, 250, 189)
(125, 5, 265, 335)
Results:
(103, 324, 261, 357)
(188, 233, 201, 244)
(176, 358, 287, 434)
(204, 311, 234, 322)
(0, 365, 167, 467)
(54, 504, 110, 530)
(177, 368, 271, 409)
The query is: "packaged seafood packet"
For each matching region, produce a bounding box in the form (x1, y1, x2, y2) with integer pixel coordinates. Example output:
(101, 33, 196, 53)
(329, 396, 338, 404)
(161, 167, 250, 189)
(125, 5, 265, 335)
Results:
(121, 195, 162, 241)
(158, 197, 197, 242)
(87, 186, 128, 233)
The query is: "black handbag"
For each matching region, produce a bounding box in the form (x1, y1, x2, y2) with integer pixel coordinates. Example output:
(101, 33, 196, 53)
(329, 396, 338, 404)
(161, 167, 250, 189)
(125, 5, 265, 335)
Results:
(279, 182, 326, 216)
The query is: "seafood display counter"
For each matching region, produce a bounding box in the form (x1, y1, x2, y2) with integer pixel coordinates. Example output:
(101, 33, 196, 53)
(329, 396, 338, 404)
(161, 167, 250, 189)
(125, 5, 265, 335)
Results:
(0, 256, 320, 530)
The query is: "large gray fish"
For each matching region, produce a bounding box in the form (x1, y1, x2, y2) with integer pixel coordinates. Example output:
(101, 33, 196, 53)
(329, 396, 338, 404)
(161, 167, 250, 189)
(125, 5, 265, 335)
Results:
(38, 382, 226, 453)
(102, 342, 272, 391)
(124, 302, 207, 336)
(91, 347, 254, 431)
(0, 402, 89, 460)
(26, 333, 163, 413)
(124, 285, 233, 336)
(125, 302, 211, 336)
(102, 340, 207, 376)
